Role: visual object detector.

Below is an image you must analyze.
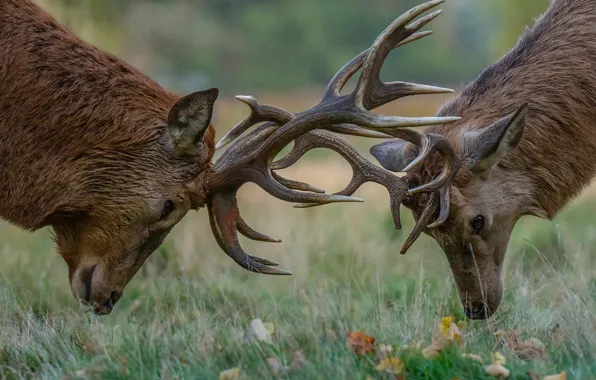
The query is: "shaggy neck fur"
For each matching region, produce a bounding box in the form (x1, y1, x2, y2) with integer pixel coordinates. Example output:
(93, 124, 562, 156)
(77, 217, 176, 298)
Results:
(435, 0, 596, 219)
(0, 0, 181, 229)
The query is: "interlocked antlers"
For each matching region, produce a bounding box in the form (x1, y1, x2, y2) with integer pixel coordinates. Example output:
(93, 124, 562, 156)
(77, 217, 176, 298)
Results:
(205, 0, 461, 275)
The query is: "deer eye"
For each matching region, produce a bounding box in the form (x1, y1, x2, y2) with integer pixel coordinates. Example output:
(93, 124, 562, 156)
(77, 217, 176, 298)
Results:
(471, 215, 485, 234)
(160, 200, 175, 220)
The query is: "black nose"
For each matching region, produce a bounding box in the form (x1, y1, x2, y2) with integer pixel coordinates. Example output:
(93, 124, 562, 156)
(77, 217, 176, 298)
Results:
(105, 291, 122, 309)
(465, 302, 491, 320)
(93, 291, 122, 315)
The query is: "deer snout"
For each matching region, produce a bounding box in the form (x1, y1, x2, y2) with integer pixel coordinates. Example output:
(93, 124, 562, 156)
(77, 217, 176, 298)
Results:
(70, 264, 124, 315)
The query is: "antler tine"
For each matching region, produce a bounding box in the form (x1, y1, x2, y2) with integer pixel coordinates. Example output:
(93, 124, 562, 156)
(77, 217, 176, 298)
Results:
(272, 171, 326, 194)
(400, 192, 438, 254)
(428, 187, 450, 228)
(215, 96, 290, 150)
(207, 196, 285, 271)
(237, 215, 282, 245)
(354, 1, 446, 109)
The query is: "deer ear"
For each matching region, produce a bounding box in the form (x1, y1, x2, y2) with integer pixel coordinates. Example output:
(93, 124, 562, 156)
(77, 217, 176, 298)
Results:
(168, 88, 219, 158)
(370, 139, 413, 172)
(465, 103, 527, 172)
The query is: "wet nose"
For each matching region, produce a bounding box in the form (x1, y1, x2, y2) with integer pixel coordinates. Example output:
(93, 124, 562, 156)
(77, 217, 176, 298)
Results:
(93, 291, 122, 315)
(465, 301, 492, 320)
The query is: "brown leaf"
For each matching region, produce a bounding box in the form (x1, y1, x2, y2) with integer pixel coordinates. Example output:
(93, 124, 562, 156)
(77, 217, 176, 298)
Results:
(346, 331, 376, 356)
(290, 350, 308, 369)
(527, 371, 540, 380)
(266, 357, 283, 377)
(422, 337, 451, 358)
(494, 330, 545, 361)
(543, 371, 567, 380)
(219, 367, 242, 380)
(484, 364, 510, 378)
(549, 323, 564, 346)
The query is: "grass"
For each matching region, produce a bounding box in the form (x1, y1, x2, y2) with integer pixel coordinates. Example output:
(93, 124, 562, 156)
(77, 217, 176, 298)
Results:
(1, 93, 595, 379)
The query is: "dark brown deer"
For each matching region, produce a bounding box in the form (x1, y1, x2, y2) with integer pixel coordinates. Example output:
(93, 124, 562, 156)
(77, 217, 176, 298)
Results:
(371, 0, 596, 319)
(0, 0, 460, 314)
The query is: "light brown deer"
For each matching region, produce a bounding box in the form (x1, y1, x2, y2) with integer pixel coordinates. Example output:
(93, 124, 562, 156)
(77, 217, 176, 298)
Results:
(371, 0, 596, 319)
(0, 0, 459, 314)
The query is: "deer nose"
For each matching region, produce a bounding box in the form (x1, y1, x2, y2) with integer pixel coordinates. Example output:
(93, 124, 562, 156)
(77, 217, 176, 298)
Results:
(92, 291, 122, 315)
(465, 301, 492, 320)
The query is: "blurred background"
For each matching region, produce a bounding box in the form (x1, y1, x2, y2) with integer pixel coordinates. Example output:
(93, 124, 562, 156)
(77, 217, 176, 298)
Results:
(38, 0, 549, 95)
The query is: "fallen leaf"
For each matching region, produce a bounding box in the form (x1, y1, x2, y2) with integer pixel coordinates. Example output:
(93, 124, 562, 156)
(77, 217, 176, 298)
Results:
(494, 330, 545, 361)
(439, 317, 463, 346)
(549, 323, 564, 346)
(346, 331, 376, 356)
(527, 371, 540, 380)
(129, 299, 142, 314)
(462, 353, 483, 362)
(266, 357, 284, 377)
(263, 322, 275, 335)
(375, 357, 404, 374)
(492, 352, 506, 366)
(290, 350, 308, 369)
(422, 337, 450, 358)
(79, 338, 101, 356)
(515, 338, 545, 362)
(543, 371, 566, 380)
(244, 319, 272, 344)
(484, 364, 510, 378)
(219, 367, 242, 380)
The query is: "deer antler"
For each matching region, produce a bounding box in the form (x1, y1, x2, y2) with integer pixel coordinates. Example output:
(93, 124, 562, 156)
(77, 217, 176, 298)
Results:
(206, 0, 460, 274)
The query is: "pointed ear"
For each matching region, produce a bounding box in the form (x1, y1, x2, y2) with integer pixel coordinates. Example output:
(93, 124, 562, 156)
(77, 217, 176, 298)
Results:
(370, 139, 412, 172)
(465, 103, 527, 172)
(168, 88, 219, 158)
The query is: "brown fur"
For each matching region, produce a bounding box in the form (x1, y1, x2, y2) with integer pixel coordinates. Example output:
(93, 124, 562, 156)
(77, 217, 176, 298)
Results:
(0, 0, 216, 313)
(397, 0, 596, 318)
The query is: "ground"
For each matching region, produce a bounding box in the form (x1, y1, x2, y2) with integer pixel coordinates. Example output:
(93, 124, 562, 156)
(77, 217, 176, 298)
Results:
(0, 93, 593, 379)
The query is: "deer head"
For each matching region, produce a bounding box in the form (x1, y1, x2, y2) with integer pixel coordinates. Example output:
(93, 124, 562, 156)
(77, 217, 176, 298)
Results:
(371, 103, 529, 319)
(56, 88, 220, 315)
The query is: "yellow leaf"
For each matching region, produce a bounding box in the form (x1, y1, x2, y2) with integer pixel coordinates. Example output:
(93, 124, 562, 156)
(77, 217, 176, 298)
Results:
(263, 322, 275, 335)
(439, 316, 463, 345)
(462, 353, 483, 362)
(375, 357, 404, 374)
(543, 371, 567, 380)
(439, 317, 454, 335)
(492, 352, 506, 366)
(219, 367, 241, 380)
(485, 364, 510, 378)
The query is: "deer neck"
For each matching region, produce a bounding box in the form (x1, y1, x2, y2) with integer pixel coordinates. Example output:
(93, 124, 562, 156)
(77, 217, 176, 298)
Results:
(0, 0, 178, 230)
(435, 0, 596, 220)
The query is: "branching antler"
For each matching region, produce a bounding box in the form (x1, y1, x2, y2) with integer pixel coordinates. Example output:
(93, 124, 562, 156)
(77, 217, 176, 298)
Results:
(205, 0, 461, 274)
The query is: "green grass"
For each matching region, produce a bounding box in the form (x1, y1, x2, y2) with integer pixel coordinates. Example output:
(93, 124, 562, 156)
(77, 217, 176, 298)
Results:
(0, 178, 595, 379)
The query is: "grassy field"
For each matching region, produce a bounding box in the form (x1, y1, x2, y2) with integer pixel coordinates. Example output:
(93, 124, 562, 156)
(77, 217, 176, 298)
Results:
(0, 92, 594, 379)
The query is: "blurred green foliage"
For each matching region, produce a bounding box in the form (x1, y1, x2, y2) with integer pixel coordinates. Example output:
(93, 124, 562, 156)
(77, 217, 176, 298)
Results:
(40, 0, 548, 94)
